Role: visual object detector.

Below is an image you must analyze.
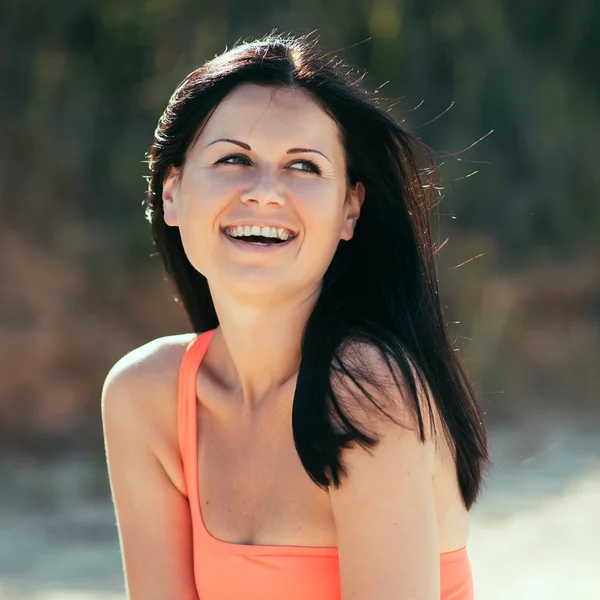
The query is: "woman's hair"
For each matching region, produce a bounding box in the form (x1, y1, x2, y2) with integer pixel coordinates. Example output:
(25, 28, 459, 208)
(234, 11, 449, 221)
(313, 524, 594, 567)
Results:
(145, 33, 490, 509)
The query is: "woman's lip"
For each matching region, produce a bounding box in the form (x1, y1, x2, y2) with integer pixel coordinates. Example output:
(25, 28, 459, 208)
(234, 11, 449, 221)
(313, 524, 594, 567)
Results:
(221, 230, 297, 251)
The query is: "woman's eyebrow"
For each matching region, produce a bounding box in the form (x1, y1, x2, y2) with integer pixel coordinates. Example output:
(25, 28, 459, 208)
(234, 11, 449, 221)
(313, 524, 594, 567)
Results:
(206, 138, 250, 150)
(206, 138, 331, 163)
(287, 147, 331, 164)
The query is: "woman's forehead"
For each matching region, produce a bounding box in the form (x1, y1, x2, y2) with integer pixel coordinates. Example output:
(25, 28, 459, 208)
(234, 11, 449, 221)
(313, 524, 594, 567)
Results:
(198, 84, 341, 149)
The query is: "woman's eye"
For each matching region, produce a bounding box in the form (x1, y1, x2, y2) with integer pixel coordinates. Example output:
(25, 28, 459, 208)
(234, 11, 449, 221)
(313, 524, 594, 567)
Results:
(214, 154, 320, 175)
(288, 160, 321, 175)
(216, 153, 251, 166)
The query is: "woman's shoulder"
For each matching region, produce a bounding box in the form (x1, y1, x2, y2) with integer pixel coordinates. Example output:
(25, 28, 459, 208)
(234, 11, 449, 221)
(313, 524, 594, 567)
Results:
(331, 338, 448, 470)
(101, 333, 197, 487)
(102, 333, 196, 403)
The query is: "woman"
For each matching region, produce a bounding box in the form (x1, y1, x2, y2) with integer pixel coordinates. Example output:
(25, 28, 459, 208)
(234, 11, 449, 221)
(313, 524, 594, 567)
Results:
(102, 33, 490, 600)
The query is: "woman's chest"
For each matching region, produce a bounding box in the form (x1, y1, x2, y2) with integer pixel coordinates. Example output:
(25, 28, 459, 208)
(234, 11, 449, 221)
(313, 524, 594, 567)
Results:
(196, 403, 337, 547)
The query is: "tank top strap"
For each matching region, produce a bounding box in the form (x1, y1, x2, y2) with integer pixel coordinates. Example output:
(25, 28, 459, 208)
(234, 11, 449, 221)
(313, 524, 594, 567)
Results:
(177, 329, 216, 495)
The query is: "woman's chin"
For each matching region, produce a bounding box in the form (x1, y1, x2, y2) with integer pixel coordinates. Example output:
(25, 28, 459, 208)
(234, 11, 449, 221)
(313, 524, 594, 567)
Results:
(216, 270, 294, 298)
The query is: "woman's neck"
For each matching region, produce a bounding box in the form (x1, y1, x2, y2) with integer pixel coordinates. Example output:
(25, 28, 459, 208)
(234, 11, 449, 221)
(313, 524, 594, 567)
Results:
(207, 283, 321, 414)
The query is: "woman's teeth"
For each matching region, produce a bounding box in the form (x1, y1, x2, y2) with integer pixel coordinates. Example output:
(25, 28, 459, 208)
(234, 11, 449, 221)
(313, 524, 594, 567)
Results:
(224, 225, 294, 242)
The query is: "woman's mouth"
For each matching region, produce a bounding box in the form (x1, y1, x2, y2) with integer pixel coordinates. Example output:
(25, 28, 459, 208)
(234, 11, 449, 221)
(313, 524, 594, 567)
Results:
(221, 227, 298, 251)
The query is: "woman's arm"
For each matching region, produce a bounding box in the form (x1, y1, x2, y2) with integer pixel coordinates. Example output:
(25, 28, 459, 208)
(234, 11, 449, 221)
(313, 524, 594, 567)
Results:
(101, 338, 199, 600)
(329, 344, 440, 600)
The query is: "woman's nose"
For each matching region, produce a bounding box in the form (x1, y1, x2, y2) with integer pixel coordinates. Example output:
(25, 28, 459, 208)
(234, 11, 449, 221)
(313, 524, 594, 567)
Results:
(240, 168, 285, 206)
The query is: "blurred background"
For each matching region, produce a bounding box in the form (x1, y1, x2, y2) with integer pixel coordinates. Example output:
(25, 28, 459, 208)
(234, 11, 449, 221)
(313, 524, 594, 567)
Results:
(1, 1, 599, 598)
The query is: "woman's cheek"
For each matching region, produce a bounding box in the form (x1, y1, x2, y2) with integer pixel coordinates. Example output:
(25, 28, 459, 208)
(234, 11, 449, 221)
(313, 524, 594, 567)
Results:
(181, 177, 236, 220)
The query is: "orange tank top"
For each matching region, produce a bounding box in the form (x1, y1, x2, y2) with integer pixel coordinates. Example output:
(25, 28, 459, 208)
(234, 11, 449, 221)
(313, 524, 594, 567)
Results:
(178, 329, 474, 600)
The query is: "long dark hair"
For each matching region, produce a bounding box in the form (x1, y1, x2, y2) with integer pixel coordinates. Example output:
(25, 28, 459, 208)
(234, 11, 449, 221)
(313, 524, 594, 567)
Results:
(145, 33, 490, 509)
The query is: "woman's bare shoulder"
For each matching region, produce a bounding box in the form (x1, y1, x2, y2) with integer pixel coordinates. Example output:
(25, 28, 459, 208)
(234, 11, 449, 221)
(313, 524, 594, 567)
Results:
(101, 333, 197, 486)
(107, 333, 196, 379)
(103, 333, 196, 392)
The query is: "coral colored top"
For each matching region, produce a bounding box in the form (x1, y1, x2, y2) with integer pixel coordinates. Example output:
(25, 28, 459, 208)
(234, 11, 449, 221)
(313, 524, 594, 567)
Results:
(178, 329, 474, 600)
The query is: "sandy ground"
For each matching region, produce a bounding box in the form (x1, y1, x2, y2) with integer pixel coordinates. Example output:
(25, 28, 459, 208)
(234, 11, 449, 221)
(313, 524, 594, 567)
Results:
(0, 415, 598, 600)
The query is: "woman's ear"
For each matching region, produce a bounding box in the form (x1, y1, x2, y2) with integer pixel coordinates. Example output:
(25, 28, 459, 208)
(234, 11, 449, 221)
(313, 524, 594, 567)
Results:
(340, 181, 365, 241)
(162, 166, 180, 227)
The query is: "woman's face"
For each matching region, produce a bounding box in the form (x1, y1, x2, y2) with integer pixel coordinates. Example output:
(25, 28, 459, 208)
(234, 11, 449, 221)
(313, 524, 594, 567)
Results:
(162, 83, 364, 303)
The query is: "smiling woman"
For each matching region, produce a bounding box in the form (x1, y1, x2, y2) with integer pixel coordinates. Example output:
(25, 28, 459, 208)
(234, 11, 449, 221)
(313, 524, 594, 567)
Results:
(160, 82, 361, 301)
(101, 33, 490, 600)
